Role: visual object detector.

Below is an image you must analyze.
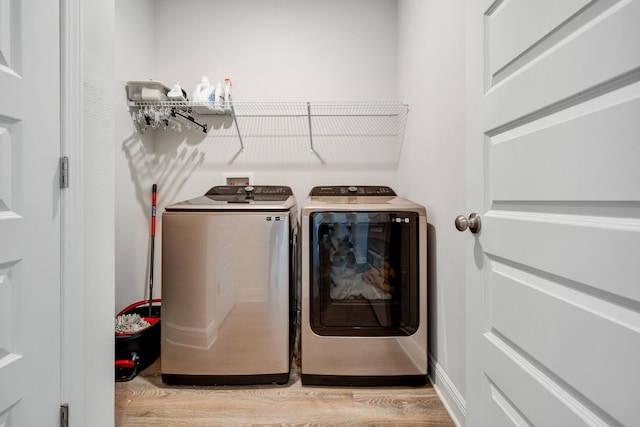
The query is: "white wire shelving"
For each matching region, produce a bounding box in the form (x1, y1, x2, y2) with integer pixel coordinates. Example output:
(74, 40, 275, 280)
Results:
(127, 100, 409, 156)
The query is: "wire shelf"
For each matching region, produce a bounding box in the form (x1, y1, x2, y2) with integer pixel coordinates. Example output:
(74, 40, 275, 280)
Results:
(127, 100, 409, 160)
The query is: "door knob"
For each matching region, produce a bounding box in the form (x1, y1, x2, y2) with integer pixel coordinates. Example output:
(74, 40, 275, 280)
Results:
(455, 213, 481, 234)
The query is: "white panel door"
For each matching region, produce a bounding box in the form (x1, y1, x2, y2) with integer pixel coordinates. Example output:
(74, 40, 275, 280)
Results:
(0, 0, 61, 426)
(465, 0, 640, 426)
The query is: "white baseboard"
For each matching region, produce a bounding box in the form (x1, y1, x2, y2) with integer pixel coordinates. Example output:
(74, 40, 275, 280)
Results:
(428, 353, 466, 427)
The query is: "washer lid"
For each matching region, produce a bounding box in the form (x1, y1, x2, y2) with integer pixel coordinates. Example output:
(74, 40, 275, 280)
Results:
(165, 185, 296, 211)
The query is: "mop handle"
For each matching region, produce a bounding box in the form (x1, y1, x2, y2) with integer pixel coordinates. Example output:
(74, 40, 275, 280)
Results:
(149, 184, 157, 317)
(151, 184, 157, 237)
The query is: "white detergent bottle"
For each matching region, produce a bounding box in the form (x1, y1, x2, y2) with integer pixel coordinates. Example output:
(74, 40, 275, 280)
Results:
(214, 80, 224, 111)
(191, 76, 214, 104)
(223, 78, 232, 112)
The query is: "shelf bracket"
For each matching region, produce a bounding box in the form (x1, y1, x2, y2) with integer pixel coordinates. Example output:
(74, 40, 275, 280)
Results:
(230, 103, 245, 151)
(306, 102, 315, 153)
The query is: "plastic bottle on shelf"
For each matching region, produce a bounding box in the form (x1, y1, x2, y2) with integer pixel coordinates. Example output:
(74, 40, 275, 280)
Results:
(223, 78, 232, 112)
(214, 80, 224, 111)
(191, 76, 215, 106)
(168, 82, 187, 101)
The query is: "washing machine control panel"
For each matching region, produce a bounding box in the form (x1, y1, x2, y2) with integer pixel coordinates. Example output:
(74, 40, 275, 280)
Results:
(309, 186, 397, 196)
(205, 185, 293, 202)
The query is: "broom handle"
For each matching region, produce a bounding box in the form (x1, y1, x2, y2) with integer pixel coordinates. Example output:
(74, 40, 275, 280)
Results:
(149, 184, 157, 317)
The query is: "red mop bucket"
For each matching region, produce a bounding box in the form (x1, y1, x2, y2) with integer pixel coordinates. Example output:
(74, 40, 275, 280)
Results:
(115, 299, 161, 382)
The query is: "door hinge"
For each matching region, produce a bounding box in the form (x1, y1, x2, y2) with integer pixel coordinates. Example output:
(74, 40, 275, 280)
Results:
(60, 404, 69, 427)
(60, 156, 69, 188)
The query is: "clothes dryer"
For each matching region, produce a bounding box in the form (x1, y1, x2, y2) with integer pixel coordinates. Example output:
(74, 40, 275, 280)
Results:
(300, 185, 427, 386)
(161, 185, 297, 385)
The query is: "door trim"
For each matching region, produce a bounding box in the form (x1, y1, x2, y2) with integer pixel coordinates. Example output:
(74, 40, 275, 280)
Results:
(60, 0, 85, 423)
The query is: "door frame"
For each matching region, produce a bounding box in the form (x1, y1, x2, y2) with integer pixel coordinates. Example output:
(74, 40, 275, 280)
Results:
(60, 0, 86, 423)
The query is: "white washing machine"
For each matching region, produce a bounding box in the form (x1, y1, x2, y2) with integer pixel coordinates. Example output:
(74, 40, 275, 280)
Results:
(300, 185, 427, 386)
(161, 185, 297, 385)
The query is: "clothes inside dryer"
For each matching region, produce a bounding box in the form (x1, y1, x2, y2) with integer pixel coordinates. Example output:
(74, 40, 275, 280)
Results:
(311, 211, 419, 335)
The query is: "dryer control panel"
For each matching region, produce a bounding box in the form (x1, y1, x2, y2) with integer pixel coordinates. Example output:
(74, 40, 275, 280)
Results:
(309, 186, 396, 197)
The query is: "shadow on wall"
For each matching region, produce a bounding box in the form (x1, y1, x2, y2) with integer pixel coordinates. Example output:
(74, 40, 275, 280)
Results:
(122, 114, 404, 217)
(121, 130, 207, 219)
(121, 111, 252, 217)
(427, 222, 438, 375)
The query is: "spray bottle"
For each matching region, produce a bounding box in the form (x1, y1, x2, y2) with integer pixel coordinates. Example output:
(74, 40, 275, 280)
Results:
(223, 78, 232, 113)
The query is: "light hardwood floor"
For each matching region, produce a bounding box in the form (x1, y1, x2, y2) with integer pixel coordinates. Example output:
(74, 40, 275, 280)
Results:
(115, 356, 456, 426)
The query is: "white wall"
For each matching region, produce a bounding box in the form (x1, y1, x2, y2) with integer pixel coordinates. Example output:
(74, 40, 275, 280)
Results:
(397, 1, 466, 425)
(115, 0, 400, 311)
(153, 0, 397, 103)
(82, 0, 116, 425)
(115, 0, 157, 317)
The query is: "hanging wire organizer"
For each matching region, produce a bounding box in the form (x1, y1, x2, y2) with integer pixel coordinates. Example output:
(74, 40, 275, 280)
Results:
(127, 100, 409, 155)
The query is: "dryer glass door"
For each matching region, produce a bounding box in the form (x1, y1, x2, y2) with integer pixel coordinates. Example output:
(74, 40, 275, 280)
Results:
(309, 211, 419, 336)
